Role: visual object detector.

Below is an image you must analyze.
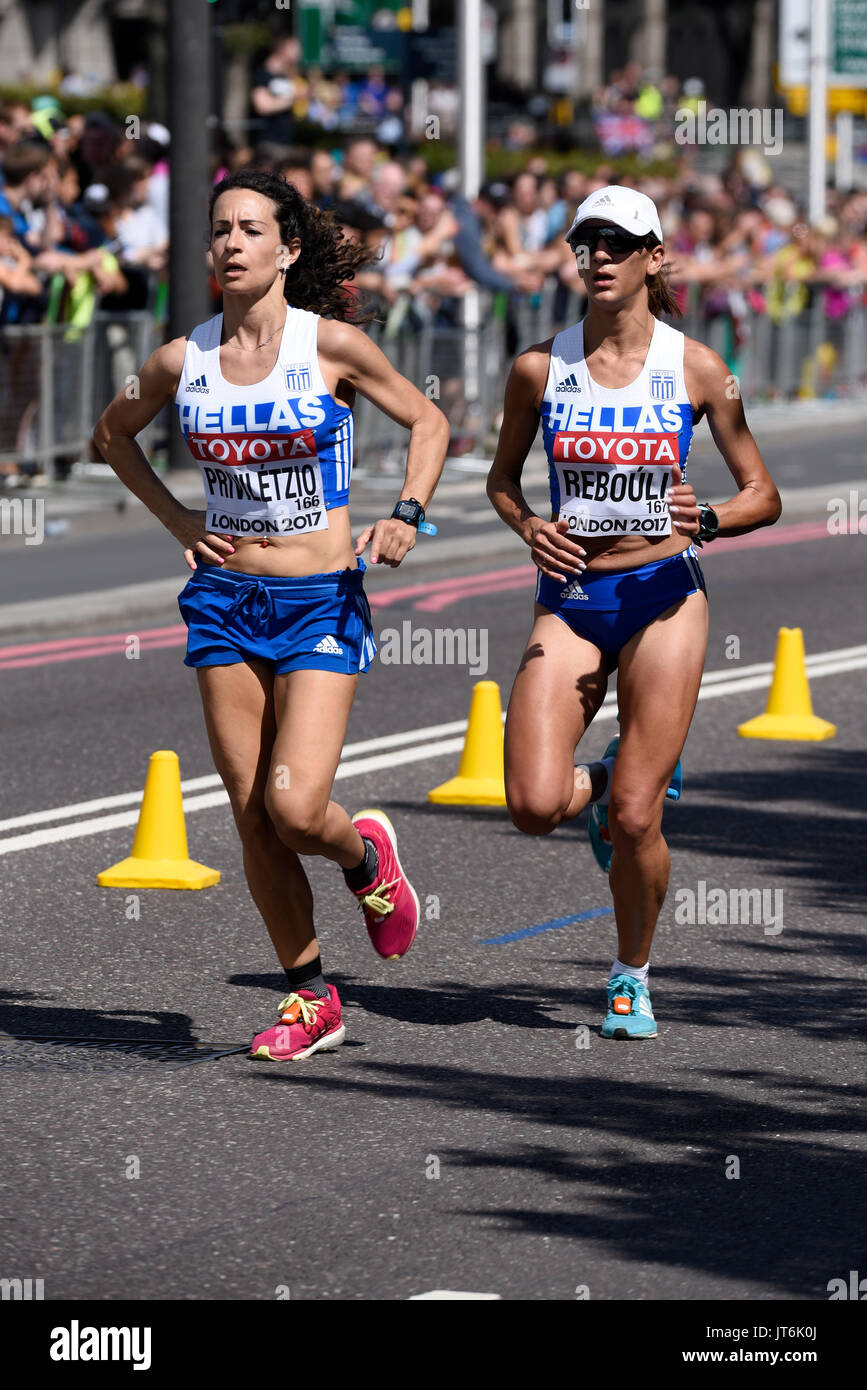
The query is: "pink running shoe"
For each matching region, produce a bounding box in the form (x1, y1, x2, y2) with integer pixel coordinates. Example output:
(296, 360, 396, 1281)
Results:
(348, 809, 420, 960)
(249, 985, 345, 1061)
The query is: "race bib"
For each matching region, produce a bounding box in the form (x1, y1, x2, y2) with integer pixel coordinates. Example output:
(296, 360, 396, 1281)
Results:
(188, 428, 330, 538)
(552, 430, 676, 537)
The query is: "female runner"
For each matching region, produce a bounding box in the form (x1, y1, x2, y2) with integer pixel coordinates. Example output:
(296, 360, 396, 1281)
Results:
(487, 185, 781, 1039)
(94, 170, 449, 1060)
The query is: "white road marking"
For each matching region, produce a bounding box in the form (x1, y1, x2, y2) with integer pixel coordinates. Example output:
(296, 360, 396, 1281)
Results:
(0, 643, 863, 856)
(408, 1290, 501, 1299)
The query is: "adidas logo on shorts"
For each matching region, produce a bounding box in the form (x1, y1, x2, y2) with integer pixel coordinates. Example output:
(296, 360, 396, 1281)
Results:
(185, 373, 209, 394)
(559, 580, 588, 601)
(556, 372, 582, 393)
(314, 634, 344, 655)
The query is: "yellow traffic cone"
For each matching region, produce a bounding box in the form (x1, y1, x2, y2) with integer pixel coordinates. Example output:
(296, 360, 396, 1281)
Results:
(97, 750, 221, 888)
(737, 628, 836, 741)
(428, 681, 507, 805)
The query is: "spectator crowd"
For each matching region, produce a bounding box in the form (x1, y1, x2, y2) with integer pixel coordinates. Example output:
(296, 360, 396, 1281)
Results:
(1, 38, 866, 482)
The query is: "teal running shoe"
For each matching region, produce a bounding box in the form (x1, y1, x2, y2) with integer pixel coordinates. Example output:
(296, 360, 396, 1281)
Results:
(587, 734, 683, 871)
(666, 757, 683, 803)
(601, 973, 658, 1039)
(587, 735, 619, 872)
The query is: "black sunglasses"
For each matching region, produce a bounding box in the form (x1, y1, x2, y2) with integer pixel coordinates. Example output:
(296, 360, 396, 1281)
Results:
(569, 225, 655, 256)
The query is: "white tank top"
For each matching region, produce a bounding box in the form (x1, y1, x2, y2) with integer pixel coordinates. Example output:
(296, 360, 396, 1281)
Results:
(538, 317, 694, 541)
(174, 304, 353, 540)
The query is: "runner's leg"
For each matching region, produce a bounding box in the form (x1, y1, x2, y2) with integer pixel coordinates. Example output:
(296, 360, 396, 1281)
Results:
(266, 668, 365, 871)
(195, 660, 323, 969)
(505, 605, 611, 834)
(608, 589, 708, 966)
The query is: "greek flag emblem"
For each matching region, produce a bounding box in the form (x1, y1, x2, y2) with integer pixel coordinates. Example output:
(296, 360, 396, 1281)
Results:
(650, 370, 675, 400)
(285, 363, 312, 393)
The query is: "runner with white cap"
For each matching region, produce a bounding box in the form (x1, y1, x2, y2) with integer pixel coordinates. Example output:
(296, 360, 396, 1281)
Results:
(488, 184, 781, 1039)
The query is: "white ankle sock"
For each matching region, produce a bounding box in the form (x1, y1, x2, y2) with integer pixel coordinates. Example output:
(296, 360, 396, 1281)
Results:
(610, 957, 649, 986)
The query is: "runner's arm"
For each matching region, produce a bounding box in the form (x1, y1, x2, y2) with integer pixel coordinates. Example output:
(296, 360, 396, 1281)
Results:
(487, 346, 586, 580)
(318, 317, 449, 565)
(318, 317, 449, 513)
(685, 340, 782, 538)
(93, 339, 190, 527)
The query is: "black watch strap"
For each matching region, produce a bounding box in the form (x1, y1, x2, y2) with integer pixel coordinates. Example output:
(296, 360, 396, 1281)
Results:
(696, 504, 719, 543)
(391, 498, 425, 528)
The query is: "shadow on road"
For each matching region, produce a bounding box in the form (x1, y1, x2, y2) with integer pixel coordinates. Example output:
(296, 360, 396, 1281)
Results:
(251, 1056, 866, 1298)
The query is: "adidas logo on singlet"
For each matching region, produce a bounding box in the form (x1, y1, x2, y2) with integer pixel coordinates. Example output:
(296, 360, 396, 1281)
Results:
(186, 373, 209, 394)
(556, 373, 582, 393)
(559, 579, 588, 601)
(314, 634, 344, 656)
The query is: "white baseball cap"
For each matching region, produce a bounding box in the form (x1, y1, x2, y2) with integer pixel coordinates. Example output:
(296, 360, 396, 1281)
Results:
(565, 185, 663, 245)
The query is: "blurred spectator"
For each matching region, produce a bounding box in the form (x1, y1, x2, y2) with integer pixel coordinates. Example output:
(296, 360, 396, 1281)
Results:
(278, 148, 314, 202)
(357, 66, 389, 121)
(338, 137, 379, 200)
(0, 213, 42, 324)
(75, 111, 122, 186)
(304, 70, 341, 132)
(311, 148, 338, 209)
(105, 158, 168, 273)
(498, 172, 549, 255)
(358, 160, 406, 224)
(251, 37, 302, 147)
(0, 141, 57, 252)
(142, 124, 170, 234)
(52, 155, 102, 252)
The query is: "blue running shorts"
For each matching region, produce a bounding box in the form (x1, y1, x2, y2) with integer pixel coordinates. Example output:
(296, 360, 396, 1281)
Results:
(177, 556, 377, 676)
(535, 544, 706, 660)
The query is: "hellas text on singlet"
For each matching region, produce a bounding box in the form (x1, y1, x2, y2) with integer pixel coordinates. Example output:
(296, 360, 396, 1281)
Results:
(539, 317, 694, 537)
(174, 305, 354, 536)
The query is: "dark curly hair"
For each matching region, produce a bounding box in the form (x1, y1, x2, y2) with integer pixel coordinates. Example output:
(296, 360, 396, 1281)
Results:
(208, 168, 379, 323)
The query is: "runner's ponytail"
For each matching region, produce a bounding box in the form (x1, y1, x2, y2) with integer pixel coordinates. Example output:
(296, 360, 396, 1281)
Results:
(209, 169, 378, 323)
(645, 237, 682, 319)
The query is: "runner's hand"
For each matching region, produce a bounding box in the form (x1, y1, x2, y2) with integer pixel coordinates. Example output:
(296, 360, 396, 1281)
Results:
(668, 462, 701, 537)
(526, 518, 586, 583)
(355, 518, 416, 568)
(169, 507, 236, 570)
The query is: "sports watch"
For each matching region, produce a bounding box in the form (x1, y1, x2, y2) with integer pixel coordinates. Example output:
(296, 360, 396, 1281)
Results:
(695, 503, 720, 545)
(391, 498, 425, 528)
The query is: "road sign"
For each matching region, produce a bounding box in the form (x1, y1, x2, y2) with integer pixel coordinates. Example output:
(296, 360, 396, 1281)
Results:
(833, 0, 867, 83)
(781, 0, 867, 87)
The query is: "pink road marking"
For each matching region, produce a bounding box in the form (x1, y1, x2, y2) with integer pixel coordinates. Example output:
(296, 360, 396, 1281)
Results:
(709, 519, 832, 553)
(0, 632, 186, 671)
(0, 624, 184, 660)
(367, 564, 530, 610)
(415, 571, 534, 612)
(0, 520, 838, 669)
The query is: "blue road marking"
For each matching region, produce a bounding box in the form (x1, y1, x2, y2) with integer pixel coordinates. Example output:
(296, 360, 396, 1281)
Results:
(481, 906, 614, 945)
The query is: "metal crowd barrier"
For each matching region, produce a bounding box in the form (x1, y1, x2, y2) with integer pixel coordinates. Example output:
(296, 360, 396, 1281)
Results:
(0, 294, 864, 480)
(352, 284, 867, 473)
(0, 311, 158, 475)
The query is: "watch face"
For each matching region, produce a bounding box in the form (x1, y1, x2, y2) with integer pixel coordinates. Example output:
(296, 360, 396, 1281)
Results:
(395, 501, 423, 523)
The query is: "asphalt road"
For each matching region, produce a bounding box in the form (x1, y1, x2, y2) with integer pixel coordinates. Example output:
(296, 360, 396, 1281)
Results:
(1, 452, 865, 1301)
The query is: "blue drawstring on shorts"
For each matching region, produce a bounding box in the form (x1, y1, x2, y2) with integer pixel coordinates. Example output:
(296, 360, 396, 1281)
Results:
(226, 577, 277, 628)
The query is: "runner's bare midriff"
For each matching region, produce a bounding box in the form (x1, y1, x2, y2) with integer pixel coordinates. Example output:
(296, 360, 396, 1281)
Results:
(198, 503, 358, 577)
(552, 520, 692, 573)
